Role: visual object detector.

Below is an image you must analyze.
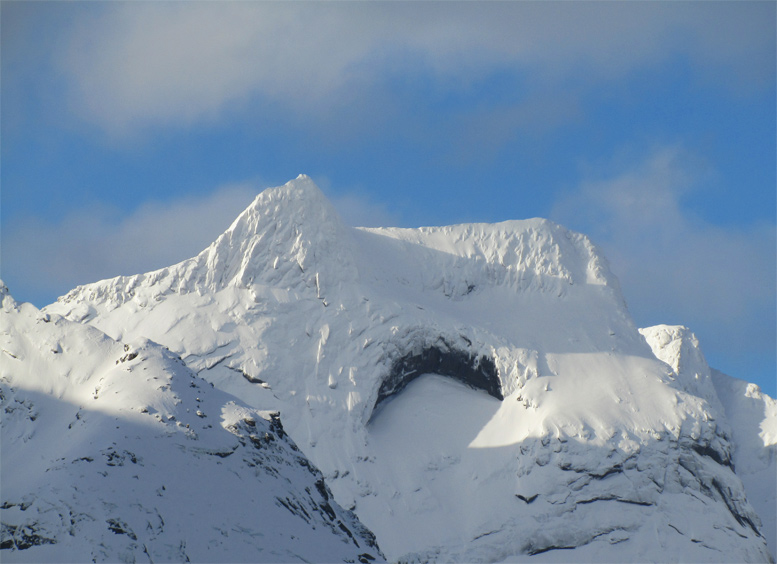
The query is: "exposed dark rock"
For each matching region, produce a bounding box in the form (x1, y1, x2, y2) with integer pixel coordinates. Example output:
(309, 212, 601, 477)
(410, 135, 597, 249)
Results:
(314, 478, 330, 500)
(276, 497, 311, 524)
(315, 500, 335, 522)
(338, 520, 355, 540)
(373, 341, 501, 416)
(117, 352, 139, 364)
(102, 448, 138, 467)
(1, 523, 57, 550)
(692, 443, 733, 470)
(711, 478, 761, 536)
(576, 497, 654, 507)
(1, 500, 32, 511)
(528, 543, 576, 556)
(267, 412, 287, 439)
(106, 518, 137, 540)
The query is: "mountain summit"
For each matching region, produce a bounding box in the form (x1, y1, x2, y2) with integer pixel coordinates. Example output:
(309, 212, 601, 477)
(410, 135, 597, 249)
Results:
(6, 176, 775, 562)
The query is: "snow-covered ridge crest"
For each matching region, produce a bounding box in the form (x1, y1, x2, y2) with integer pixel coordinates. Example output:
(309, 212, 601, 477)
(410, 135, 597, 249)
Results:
(54, 175, 623, 316)
(55, 175, 359, 312)
(640, 325, 726, 410)
(200, 174, 358, 295)
(360, 217, 622, 299)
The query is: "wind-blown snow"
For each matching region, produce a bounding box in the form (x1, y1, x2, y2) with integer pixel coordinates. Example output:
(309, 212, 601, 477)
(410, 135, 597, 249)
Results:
(13, 175, 774, 562)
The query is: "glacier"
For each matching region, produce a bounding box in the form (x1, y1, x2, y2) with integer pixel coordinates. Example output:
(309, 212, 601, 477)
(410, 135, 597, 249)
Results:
(4, 175, 774, 562)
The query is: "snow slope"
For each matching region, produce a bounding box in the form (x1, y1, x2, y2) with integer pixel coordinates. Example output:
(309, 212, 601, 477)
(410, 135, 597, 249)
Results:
(0, 282, 382, 562)
(41, 175, 774, 561)
(641, 324, 777, 557)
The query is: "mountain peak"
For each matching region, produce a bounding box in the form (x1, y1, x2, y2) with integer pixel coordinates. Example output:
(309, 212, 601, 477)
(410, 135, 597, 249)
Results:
(200, 175, 355, 293)
(238, 174, 329, 219)
(34, 177, 776, 562)
(51, 177, 358, 310)
(51, 176, 626, 314)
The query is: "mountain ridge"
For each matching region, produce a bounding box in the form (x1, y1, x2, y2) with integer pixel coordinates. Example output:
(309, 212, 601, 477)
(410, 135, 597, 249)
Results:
(7, 176, 774, 561)
(0, 282, 383, 562)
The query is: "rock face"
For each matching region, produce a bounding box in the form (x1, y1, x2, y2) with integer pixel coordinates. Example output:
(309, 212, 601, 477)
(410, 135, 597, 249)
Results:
(16, 175, 775, 562)
(374, 342, 502, 414)
(641, 324, 777, 556)
(0, 283, 382, 563)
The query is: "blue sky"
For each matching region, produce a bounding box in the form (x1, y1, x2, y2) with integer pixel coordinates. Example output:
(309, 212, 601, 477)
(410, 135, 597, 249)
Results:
(2, 1, 775, 396)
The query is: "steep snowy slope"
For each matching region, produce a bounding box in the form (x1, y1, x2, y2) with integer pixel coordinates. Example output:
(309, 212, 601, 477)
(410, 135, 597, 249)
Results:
(45, 176, 773, 562)
(641, 324, 777, 557)
(1, 283, 382, 562)
(711, 370, 777, 557)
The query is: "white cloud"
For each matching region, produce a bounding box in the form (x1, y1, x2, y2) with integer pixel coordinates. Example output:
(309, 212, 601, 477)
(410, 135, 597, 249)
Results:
(311, 175, 402, 228)
(57, 2, 775, 135)
(2, 183, 257, 306)
(551, 147, 776, 358)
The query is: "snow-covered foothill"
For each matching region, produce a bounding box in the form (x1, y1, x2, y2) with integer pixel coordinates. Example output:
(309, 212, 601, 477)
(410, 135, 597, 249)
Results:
(38, 176, 774, 562)
(641, 324, 777, 557)
(0, 282, 382, 563)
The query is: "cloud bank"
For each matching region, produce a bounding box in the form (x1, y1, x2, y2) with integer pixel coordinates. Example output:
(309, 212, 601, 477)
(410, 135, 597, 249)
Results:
(59, 2, 775, 135)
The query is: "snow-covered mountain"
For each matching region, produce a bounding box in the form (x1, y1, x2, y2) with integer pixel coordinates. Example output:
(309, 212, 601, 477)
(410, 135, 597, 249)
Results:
(640, 324, 776, 556)
(5, 175, 774, 562)
(0, 284, 381, 562)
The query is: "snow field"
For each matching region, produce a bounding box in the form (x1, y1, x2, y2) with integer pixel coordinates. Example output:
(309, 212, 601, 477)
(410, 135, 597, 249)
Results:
(29, 176, 776, 562)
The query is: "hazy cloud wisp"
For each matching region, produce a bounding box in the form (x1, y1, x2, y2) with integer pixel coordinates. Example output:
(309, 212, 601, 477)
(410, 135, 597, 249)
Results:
(3, 184, 256, 305)
(551, 148, 776, 357)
